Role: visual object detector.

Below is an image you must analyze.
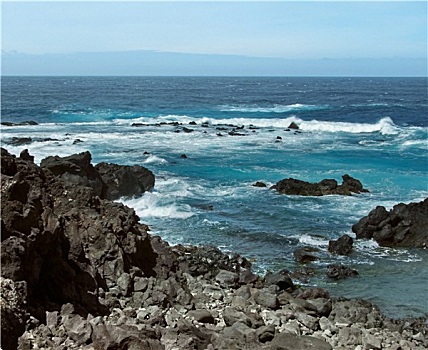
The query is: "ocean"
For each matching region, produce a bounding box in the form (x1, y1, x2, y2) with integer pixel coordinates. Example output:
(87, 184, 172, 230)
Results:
(1, 76, 427, 319)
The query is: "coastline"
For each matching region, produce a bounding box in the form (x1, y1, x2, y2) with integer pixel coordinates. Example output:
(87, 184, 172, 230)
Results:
(1, 148, 427, 350)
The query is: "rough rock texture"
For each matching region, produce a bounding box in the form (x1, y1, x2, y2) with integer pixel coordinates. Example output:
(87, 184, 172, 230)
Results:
(352, 199, 428, 247)
(327, 264, 359, 280)
(94, 162, 155, 200)
(271, 174, 369, 196)
(328, 234, 353, 255)
(1, 148, 427, 350)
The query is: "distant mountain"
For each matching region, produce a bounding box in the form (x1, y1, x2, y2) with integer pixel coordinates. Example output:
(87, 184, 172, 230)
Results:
(1, 50, 426, 76)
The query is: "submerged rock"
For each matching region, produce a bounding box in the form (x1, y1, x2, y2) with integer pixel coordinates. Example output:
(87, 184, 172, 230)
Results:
(352, 199, 428, 248)
(326, 264, 359, 280)
(271, 174, 369, 196)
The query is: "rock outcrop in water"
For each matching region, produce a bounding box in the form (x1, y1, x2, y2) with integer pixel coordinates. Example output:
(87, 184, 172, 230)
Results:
(1, 148, 427, 350)
(271, 174, 369, 196)
(352, 199, 428, 248)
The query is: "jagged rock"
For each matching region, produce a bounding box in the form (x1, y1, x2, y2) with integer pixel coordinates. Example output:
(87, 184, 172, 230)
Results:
(326, 264, 359, 280)
(0, 278, 27, 350)
(270, 332, 332, 350)
(293, 246, 320, 263)
(253, 289, 279, 310)
(271, 174, 369, 196)
(288, 122, 299, 129)
(352, 199, 428, 248)
(94, 162, 155, 200)
(41, 151, 107, 198)
(264, 269, 294, 291)
(19, 149, 34, 162)
(328, 234, 354, 255)
(2, 149, 427, 350)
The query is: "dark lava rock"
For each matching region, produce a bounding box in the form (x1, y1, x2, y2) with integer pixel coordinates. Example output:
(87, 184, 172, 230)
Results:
(253, 181, 267, 188)
(328, 234, 354, 255)
(1, 120, 38, 126)
(293, 246, 320, 263)
(94, 162, 155, 200)
(4, 137, 33, 146)
(288, 122, 300, 130)
(327, 264, 359, 280)
(271, 174, 369, 196)
(1, 148, 178, 349)
(264, 269, 294, 291)
(41, 151, 108, 198)
(352, 199, 428, 248)
(19, 149, 34, 162)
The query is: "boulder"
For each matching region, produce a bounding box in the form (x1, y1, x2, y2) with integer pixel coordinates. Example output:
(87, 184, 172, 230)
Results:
(328, 234, 353, 255)
(270, 332, 332, 350)
(326, 264, 359, 280)
(264, 269, 294, 291)
(40, 151, 107, 198)
(94, 162, 155, 200)
(271, 174, 369, 196)
(352, 199, 428, 248)
(293, 247, 320, 263)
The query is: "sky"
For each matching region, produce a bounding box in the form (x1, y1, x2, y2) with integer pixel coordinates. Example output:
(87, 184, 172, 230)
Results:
(1, 1, 427, 76)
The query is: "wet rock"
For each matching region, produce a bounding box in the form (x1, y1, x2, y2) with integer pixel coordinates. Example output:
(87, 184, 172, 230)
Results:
(293, 247, 320, 263)
(326, 264, 359, 280)
(288, 122, 300, 129)
(271, 174, 369, 196)
(352, 199, 428, 248)
(328, 234, 353, 255)
(4, 137, 33, 146)
(253, 181, 267, 187)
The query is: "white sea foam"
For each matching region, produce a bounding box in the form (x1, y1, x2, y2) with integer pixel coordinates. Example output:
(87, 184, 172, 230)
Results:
(143, 155, 168, 165)
(297, 234, 329, 247)
(299, 117, 400, 135)
(123, 192, 194, 219)
(219, 103, 329, 113)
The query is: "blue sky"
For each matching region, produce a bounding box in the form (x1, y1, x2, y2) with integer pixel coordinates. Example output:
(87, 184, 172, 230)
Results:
(1, 1, 427, 76)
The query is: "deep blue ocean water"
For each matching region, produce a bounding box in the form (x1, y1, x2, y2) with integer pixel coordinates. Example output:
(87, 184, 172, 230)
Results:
(1, 76, 427, 319)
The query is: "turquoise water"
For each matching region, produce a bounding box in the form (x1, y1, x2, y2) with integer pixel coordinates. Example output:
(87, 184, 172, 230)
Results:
(1, 76, 427, 318)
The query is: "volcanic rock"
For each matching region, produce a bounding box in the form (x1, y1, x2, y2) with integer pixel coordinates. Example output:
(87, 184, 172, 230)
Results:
(352, 199, 428, 247)
(271, 174, 369, 196)
(326, 264, 359, 280)
(328, 234, 354, 255)
(94, 161, 155, 200)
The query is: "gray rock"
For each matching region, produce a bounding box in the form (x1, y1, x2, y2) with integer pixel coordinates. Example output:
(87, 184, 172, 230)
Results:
(215, 269, 239, 288)
(254, 289, 279, 310)
(271, 332, 332, 350)
(188, 309, 215, 324)
(63, 314, 92, 345)
(362, 331, 382, 350)
(293, 247, 320, 264)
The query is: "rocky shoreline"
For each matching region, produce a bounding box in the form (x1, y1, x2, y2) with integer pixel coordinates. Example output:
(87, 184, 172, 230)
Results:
(1, 148, 427, 350)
